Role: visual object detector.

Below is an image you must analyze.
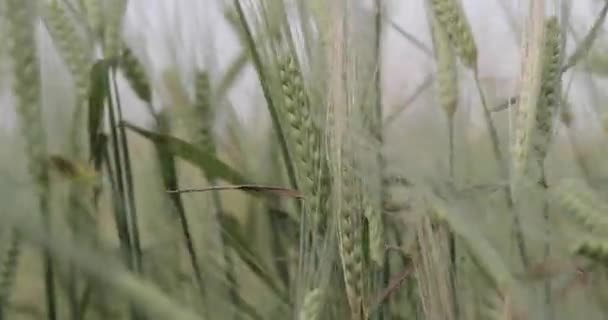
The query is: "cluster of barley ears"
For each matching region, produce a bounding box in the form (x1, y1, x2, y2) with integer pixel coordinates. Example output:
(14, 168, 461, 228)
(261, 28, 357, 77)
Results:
(2, 0, 608, 319)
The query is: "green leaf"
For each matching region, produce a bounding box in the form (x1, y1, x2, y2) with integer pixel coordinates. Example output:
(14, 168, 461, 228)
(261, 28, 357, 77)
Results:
(88, 59, 109, 164)
(122, 121, 248, 185)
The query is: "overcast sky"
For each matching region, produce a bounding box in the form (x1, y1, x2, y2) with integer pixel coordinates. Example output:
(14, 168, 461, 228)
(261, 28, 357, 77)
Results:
(1, 0, 606, 134)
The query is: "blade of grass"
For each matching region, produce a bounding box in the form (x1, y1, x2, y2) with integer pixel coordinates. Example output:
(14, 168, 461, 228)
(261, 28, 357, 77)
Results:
(93, 60, 137, 279)
(110, 66, 144, 274)
(121, 122, 247, 185)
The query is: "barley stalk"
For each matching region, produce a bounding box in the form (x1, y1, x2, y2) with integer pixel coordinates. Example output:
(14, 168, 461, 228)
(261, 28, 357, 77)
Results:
(427, 8, 463, 316)
(199, 70, 242, 319)
(511, 0, 545, 203)
(532, 18, 561, 319)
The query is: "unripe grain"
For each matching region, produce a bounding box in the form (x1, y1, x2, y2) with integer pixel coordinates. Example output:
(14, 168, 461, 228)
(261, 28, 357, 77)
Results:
(120, 47, 152, 104)
(532, 17, 562, 168)
(428, 0, 477, 68)
(430, 12, 458, 118)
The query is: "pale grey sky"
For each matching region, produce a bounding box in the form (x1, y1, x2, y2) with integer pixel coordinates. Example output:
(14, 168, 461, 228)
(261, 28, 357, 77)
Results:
(1, 0, 606, 136)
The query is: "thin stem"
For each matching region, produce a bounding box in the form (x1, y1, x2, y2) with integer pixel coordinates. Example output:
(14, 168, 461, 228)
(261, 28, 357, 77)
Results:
(385, 16, 433, 57)
(383, 74, 434, 127)
(210, 187, 242, 320)
(111, 68, 143, 274)
(375, 1, 388, 318)
(446, 116, 459, 320)
(473, 69, 529, 268)
(42, 189, 57, 320)
(105, 68, 134, 270)
(539, 163, 553, 320)
(448, 118, 455, 180)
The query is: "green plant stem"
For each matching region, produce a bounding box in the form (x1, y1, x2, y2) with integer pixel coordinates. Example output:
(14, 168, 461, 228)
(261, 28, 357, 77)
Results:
(446, 115, 459, 320)
(42, 190, 57, 320)
(111, 68, 143, 274)
(539, 165, 553, 320)
(105, 68, 134, 270)
(473, 69, 529, 269)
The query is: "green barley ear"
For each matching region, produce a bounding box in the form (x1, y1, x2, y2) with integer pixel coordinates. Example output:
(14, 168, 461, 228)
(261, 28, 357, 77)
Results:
(120, 46, 152, 104)
(531, 17, 562, 169)
(6, 0, 48, 201)
(364, 203, 384, 267)
(511, 0, 546, 202)
(192, 71, 215, 153)
(552, 179, 608, 234)
(6, 0, 57, 318)
(44, 0, 93, 104)
(337, 160, 365, 320)
(277, 52, 322, 226)
(428, 0, 477, 68)
(572, 239, 608, 267)
(0, 233, 21, 314)
(103, 0, 127, 59)
(429, 11, 458, 118)
(298, 288, 324, 320)
(81, 0, 104, 40)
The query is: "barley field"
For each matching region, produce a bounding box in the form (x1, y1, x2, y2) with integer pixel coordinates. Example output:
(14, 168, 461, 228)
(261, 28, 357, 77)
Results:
(1, 0, 608, 319)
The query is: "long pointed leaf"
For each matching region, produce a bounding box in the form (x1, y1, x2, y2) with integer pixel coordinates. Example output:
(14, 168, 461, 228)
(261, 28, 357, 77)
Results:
(122, 121, 248, 185)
